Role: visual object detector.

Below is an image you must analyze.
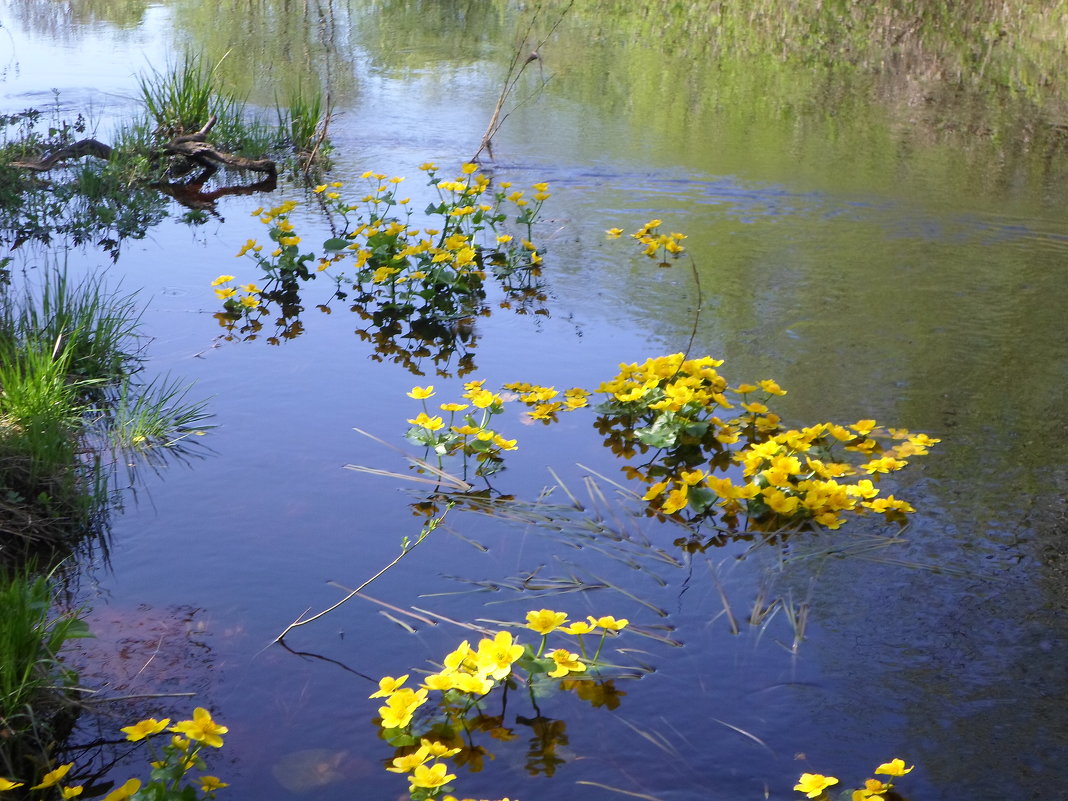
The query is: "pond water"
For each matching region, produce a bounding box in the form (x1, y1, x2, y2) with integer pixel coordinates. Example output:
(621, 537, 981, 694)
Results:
(2, 1, 1067, 800)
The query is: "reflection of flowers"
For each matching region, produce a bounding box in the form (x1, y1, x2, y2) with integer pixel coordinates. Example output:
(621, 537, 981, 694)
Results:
(516, 715, 569, 777)
(560, 678, 626, 710)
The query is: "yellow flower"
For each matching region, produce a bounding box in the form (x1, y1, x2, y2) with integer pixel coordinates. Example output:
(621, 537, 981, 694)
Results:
(547, 649, 586, 678)
(313, 184, 327, 193)
(588, 615, 628, 631)
(562, 620, 595, 635)
(407, 413, 444, 432)
(170, 707, 228, 748)
(102, 779, 141, 801)
(525, 609, 568, 635)
(407, 385, 435, 399)
(419, 162, 437, 171)
(439, 402, 469, 412)
(200, 776, 229, 792)
(0, 779, 25, 791)
(386, 748, 431, 774)
(874, 758, 914, 776)
(171, 735, 190, 751)
(369, 674, 409, 699)
(852, 778, 891, 800)
(378, 688, 429, 729)
(214, 287, 236, 300)
(239, 296, 260, 309)
(31, 764, 73, 790)
(60, 786, 84, 799)
(794, 773, 838, 798)
(460, 162, 478, 174)
(408, 762, 456, 790)
(241, 283, 260, 293)
(210, 275, 234, 287)
(475, 631, 524, 680)
(120, 718, 171, 742)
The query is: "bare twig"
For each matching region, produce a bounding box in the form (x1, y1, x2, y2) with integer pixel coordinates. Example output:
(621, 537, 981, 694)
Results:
(471, 0, 575, 162)
(274, 503, 454, 642)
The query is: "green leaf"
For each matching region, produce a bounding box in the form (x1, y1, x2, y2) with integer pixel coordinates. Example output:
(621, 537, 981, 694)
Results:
(322, 237, 349, 251)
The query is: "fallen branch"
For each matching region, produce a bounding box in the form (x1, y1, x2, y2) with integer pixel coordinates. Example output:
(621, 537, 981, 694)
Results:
(11, 139, 113, 171)
(9, 114, 276, 176)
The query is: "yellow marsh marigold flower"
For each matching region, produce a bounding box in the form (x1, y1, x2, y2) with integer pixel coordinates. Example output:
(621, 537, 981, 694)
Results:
(547, 649, 586, 678)
(239, 296, 260, 309)
(525, 609, 568, 635)
(214, 287, 236, 300)
(439, 402, 468, 412)
(369, 674, 409, 699)
(102, 779, 141, 801)
(420, 739, 462, 759)
(121, 717, 171, 741)
(170, 707, 228, 748)
(313, 184, 327, 193)
(408, 762, 456, 790)
(378, 688, 429, 729)
(794, 773, 838, 798)
(407, 413, 444, 432)
(588, 615, 628, 631)
(31, 764, 73, 790)
(852, 419, 877, 436)
(211, 275, 234, 287)
(562, 620, 595, 635)
(605, 227, 623, 238)
(407, 385, 435, 399)
(386, 749, 431, 774)
(0, 779, 25, 791)
(60, 786, 84, 799)
(874, 758, 914, 776)
(661, 485, 689, 514)
(475, 631, 524, 681)
(852, 778, 891, 800)
(460, 162, 478, 174)
(200, 776, 229, 792)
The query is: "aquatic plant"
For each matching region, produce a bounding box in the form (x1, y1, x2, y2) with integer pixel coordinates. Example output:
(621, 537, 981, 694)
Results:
(399, 349, 935, 533)
(795, 758, 914, 800)
(213, 164, 549, 360)
(0, 708, 230, 800)
(373, 610, 637, 800)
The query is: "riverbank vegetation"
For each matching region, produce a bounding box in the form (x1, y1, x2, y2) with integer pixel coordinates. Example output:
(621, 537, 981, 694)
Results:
(0, 57, 331, 257)
(0, 270, 210, 564)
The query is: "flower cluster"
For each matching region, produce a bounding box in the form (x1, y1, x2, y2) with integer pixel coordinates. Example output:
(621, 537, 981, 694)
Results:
(213, 167, 549, 351)
(374, 610, 631, 800)
(404, 382, 516, 476)
(502, 382, 591, 422)
(401, 354, 935, 532)
(606, 220, 687, 265)
(0, 709, 228, 801)
(795, 758, 914, 800)
(594, 354, 935, 530)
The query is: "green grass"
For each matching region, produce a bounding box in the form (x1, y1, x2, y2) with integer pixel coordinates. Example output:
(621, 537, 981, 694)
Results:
(0, 569, 89, 778)
(0, 269, 212, 559)
(277, 84, 328, 155)
(7, 270, 143, 386)
(138, 53, 225, 139)
(108, 374, 213, 451)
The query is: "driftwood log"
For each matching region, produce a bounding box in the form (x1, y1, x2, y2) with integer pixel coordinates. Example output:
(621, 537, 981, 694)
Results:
(10, 115, 276, 176)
